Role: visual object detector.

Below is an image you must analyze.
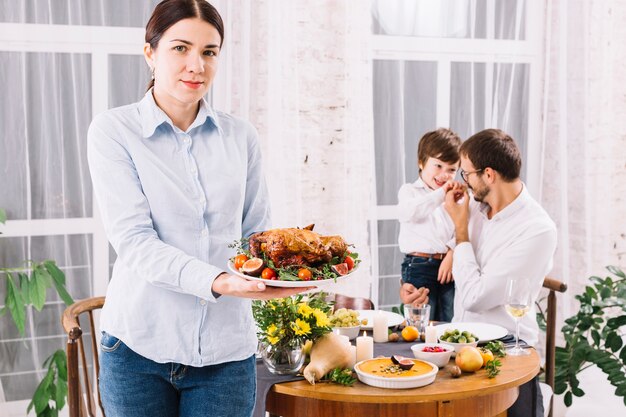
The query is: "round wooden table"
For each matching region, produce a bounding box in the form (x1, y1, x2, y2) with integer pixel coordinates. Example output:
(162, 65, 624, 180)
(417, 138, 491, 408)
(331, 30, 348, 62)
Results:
(266, 349, 540, 417)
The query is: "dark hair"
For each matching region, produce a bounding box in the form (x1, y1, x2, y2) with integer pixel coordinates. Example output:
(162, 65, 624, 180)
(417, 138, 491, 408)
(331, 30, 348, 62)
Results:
(460, 128, 521, 181)
(417, 128, 461, 170)
(145, 0, 224, 90)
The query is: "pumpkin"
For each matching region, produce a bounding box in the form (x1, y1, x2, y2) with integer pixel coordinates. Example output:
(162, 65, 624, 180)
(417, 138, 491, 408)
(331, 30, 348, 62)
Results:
(303, 332, 352, 384)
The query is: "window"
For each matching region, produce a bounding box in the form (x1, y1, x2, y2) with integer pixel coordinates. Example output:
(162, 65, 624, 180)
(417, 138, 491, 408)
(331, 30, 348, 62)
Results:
(369, 0, 543, 309)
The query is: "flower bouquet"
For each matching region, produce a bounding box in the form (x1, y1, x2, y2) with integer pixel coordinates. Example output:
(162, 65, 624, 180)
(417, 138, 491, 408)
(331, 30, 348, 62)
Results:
(252, 292, 332, 374)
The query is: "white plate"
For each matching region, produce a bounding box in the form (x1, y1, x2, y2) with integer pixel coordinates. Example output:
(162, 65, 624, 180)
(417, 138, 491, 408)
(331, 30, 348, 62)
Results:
(356, 310, 404, 330)
(354, 358, 438, 389)
(434, 322, 508, 342)
(227, 261, 356, 288)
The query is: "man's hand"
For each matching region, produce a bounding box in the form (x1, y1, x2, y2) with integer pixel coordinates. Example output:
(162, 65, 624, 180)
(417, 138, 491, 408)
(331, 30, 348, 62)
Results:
(444, 184, 470, 243)
(212, 273, 313, 300)
(437, 250, 454, 284)
(400, 283, 429, 306)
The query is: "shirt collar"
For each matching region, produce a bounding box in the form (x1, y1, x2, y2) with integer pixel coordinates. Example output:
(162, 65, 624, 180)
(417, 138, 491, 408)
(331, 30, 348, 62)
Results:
(413, 176, 429, 189)
(138, 89, 222, 138)
(489, 183, 530, 221)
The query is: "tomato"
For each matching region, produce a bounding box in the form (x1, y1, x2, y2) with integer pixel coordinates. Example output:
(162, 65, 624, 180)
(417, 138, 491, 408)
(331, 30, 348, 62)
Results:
(297, 268, 312, 281)
(261, 268, 277, 280)
(344, 255, 355, 271)
(234, 254, 249, 270)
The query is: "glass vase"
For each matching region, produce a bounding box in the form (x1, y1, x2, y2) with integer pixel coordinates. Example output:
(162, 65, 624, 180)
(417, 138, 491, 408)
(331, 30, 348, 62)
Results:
(260, 342, 305, 375)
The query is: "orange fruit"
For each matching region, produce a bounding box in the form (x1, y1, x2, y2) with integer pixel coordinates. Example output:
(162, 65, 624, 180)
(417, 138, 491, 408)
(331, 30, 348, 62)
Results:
(479, 348, 495, 367)
(401, 326, 419, 342)
(234, 254, 249, 270)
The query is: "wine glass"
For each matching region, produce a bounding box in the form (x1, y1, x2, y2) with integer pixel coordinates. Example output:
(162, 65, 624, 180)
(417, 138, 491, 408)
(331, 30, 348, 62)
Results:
(505, 278, 532, 356)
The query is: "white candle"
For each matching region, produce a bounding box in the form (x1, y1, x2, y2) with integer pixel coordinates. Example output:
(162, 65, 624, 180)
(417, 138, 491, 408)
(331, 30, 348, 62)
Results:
(355, 331, 374, 363)
(425, 323, 437, 344)
(347, 345, 357, 369)
(373, 310, 388, 343)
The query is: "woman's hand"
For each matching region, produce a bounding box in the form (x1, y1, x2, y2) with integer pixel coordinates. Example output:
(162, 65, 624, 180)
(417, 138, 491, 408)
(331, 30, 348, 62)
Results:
(212, 273, 313, 300)
(437, 251, 454, 284)
(400, 283, 429, 306)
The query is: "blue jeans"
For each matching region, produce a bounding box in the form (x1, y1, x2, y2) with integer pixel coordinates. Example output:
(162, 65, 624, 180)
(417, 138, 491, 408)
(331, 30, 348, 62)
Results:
(401, 255, 454, 322)
(99, 332, 256, 417)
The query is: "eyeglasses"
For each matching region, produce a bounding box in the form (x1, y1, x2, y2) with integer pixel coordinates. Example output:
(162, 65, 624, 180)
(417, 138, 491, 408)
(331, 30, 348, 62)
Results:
(459, 168, 483, 183)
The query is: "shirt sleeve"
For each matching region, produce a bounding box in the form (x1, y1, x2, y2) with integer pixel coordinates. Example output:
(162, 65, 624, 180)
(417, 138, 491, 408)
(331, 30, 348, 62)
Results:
(452, 226, 557, 313)
(241, 124, 271, 238)
(397, 185, 446, 223)
(88, 116, 223, 302)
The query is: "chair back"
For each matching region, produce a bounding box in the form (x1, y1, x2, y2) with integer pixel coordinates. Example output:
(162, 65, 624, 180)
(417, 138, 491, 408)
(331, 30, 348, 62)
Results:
(331, 293, 375, 310)
(542, 277, 567, 417)
(62, 296, 106, 417)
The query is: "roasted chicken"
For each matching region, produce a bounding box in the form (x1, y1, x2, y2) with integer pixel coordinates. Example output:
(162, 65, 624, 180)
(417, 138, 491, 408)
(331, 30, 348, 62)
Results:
(249, 225, 348, 268)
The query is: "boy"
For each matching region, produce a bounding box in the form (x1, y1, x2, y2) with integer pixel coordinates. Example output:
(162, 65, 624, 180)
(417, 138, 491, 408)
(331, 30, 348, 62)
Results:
(398, 128, 461, 322)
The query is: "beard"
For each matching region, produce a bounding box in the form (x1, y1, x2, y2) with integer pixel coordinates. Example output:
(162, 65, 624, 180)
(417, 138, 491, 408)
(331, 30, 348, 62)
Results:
(469, 182, 490, 202)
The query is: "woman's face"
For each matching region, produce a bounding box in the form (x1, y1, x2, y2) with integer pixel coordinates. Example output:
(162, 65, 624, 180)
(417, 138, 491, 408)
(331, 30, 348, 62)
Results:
(144, 17, 221, 108)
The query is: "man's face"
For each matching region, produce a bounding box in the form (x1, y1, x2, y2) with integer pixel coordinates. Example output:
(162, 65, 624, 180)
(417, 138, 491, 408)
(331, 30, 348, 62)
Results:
(460, 156, 490, 202)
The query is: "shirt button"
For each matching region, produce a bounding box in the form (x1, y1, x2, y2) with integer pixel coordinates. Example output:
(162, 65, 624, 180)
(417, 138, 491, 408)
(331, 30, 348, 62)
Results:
(201, 229, 208, 237)
(200, 299, 207, 306)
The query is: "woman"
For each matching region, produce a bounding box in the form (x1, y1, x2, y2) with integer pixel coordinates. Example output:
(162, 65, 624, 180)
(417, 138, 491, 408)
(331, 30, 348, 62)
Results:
(88, 1, 307, 416)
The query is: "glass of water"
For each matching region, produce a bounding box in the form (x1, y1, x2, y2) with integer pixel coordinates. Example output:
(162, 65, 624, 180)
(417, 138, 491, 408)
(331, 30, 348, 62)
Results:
(403, 303, 431, 340)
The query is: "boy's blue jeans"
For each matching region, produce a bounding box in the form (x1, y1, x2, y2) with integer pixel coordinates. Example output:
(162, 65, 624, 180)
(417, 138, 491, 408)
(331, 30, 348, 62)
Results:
(99, 332, 256, 417)
(401, 254, 455, 322)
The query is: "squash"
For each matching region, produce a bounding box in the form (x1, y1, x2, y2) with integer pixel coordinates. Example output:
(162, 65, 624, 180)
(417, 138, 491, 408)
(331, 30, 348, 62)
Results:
(303, 333, 352, 384)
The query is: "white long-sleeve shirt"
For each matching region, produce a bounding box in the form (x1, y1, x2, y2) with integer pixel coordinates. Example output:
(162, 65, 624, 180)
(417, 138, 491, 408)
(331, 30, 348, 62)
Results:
(451, 185, 557, 346)
(398, 178, 455, 254)
(88, 90, 270, 366)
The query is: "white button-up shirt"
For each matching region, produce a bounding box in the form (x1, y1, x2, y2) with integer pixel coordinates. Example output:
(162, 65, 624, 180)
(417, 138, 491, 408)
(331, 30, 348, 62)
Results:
(88, 90, 270, 366)
(451, 185, 557, 346)
(397, 178, 455, 254)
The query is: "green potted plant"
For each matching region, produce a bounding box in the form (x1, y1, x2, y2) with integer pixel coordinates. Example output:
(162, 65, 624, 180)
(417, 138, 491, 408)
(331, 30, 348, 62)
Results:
(0, 208, 74, 416)
(555, 265, 626, 407)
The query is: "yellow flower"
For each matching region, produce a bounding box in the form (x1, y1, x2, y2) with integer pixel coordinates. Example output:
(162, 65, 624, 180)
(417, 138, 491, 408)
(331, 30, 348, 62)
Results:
(267, 324, 278, 336)
(267, 335, 280, 345)
(292, 318, 311, 336)
(312, 309, 330, 327)
(297, 303, 313, 318)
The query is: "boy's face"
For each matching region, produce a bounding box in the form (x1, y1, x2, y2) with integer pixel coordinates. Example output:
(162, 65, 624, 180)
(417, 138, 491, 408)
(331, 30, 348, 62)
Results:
(419, 157, 459, 189)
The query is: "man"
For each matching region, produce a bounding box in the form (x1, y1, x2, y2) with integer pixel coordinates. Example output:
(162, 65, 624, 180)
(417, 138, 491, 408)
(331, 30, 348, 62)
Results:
(444, 128, 557, 417)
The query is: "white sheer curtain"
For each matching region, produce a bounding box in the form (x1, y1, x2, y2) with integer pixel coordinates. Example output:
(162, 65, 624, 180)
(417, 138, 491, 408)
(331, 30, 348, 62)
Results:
(370, 0, 532, 309)
(0, 0, 159, 407)
(539, 2, 626, 412)
(219, 0, 375, 298)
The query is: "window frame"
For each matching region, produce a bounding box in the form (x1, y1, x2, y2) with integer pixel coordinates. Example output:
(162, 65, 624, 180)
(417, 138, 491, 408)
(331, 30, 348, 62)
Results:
(369, 0, 545, 308)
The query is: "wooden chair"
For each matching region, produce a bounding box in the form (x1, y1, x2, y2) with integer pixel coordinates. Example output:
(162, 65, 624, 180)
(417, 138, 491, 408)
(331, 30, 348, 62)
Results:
(62, 296, 106, 417)
(541, 277, 568, 417)
(330, 293, 375, 311)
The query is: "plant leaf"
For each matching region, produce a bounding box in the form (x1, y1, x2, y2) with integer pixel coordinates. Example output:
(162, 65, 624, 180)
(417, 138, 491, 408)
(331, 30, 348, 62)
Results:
(0, 207, 6, 224)
(45, 261, 74, 306)
(29, 268, 48, 311)
(18, 272, 31, 305)
(606, 332, 623, 352)
(5, 274, 26, 335)
(31, 367, 54, 414)
(564, 390, 573, 406)
(607, 265, 626, 278)
(607, 315, 626, 329)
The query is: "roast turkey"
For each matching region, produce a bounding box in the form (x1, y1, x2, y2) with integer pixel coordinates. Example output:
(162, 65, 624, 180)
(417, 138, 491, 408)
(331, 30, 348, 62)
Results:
(248, 225, 348, 268)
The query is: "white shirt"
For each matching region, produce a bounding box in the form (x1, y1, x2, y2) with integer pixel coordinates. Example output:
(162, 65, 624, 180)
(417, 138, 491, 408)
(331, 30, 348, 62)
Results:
(451, 185, 557, 346)
(88, 90, 270, 366)
(398, 178, 455, 254)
